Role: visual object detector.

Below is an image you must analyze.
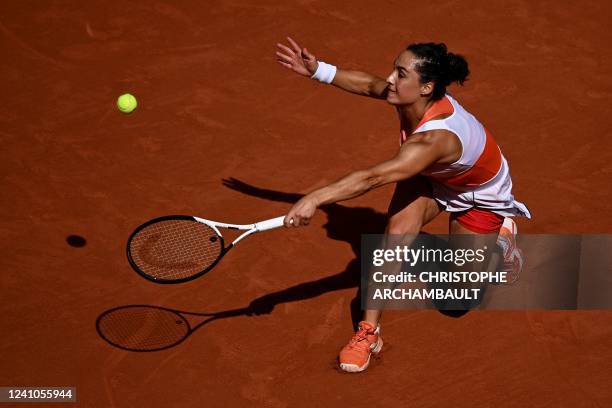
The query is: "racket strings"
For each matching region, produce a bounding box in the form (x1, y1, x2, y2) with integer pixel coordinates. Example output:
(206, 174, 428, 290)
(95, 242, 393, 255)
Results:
(98, 307, 190, 351)
(129, 219, 222, 281)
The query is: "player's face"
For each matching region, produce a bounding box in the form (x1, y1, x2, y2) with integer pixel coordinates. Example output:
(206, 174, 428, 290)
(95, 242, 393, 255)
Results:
(386, 51, 431, 105)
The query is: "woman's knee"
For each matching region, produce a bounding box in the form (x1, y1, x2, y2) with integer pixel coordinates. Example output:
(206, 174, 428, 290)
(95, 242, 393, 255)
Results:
(387, 193, 442, 235)
(387, 213, 423, 235)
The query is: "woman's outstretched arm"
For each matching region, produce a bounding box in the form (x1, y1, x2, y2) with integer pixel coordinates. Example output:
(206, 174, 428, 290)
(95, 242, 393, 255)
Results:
(283, 130, 461, 227)
(276, 36, 389, 99)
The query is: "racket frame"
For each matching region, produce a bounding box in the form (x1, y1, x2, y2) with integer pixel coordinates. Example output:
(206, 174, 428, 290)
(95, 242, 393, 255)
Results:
(127, 214, 285, 284)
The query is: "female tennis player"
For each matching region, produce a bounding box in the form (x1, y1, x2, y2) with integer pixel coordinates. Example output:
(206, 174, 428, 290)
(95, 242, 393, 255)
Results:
(276, 37, 531, 372)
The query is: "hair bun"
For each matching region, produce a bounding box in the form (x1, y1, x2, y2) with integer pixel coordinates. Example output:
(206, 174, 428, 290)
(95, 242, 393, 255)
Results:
(446, 52, 469, 85)
(406, 42, 470, 100)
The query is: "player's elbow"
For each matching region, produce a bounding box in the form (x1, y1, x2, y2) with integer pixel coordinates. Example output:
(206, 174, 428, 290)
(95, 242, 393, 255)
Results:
(356, 164, 410, 193)
(364, 172, 387, 190)
(367, 80, 388, 99)
(369, 165, 415, 187)
(349, 170, 382, 194)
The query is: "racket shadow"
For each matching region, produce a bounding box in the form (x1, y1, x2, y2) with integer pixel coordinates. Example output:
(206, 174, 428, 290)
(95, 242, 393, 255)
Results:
(96, 304, 249, 352)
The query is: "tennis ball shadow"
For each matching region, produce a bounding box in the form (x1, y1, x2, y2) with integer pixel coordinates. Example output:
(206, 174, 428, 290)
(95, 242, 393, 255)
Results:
(66, 235, 87, 248)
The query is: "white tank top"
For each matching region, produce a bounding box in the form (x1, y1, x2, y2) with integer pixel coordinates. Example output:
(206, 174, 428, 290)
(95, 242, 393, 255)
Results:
(400, 94, 531, 218)
(414, 94, 495, 179)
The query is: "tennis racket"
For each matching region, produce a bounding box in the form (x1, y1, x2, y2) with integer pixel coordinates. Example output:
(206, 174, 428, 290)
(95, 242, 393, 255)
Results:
(127, 215, 286, 284)
(96, 304, 247, 352)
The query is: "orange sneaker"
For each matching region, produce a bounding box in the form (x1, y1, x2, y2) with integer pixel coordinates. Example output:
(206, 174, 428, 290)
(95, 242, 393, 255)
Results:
(496, 217, 524, 284)
(338, 321, 383, 373)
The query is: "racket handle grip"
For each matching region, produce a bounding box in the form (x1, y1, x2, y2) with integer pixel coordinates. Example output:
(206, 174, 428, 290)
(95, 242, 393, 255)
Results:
(255, 216, 287, 231)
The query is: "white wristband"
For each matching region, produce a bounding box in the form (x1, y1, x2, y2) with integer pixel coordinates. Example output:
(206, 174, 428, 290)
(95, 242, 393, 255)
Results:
(311, 61, 337, 84)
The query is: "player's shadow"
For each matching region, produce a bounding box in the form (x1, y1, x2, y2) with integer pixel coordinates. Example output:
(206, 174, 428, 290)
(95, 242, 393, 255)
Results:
(223, 178, 385, 328)
(223, 178, 468, 327)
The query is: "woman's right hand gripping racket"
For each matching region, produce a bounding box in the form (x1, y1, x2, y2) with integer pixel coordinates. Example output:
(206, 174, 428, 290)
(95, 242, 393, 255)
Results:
(127, 215, 287, 283)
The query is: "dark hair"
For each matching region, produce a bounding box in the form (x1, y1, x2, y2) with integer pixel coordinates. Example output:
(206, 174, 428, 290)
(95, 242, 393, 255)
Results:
(406, 43, 469, 100)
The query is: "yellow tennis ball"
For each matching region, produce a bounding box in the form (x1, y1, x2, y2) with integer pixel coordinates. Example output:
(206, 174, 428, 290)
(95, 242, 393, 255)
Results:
(117, 93, 138, 113)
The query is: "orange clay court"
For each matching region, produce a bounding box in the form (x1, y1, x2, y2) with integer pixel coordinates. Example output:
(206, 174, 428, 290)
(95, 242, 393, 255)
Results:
(1, 1, 612, 407)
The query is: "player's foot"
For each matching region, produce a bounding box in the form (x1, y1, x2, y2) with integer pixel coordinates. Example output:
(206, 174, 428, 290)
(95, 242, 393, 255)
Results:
(496, 217, 524, 284)
(338, 321, 383, 373)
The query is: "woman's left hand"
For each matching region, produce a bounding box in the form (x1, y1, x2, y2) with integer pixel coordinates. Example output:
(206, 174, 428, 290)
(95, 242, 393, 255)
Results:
(284, 196, 318, 227)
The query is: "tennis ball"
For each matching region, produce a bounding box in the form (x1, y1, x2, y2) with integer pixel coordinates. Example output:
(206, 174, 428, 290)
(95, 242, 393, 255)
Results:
(117, 93, 138, 113)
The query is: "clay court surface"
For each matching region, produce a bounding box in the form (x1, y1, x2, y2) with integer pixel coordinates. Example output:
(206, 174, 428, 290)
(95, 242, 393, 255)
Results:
(2, 1, 612, 406)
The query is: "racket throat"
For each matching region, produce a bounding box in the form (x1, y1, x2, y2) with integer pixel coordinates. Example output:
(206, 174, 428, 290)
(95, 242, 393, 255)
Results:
(222, 243, 235, 254)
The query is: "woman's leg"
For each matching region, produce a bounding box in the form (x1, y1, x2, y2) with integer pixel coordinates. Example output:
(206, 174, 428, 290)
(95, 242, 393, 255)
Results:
(338, 177, 442, 372)
(447, 212, 502, 311)
(362, 177, 443, 326)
